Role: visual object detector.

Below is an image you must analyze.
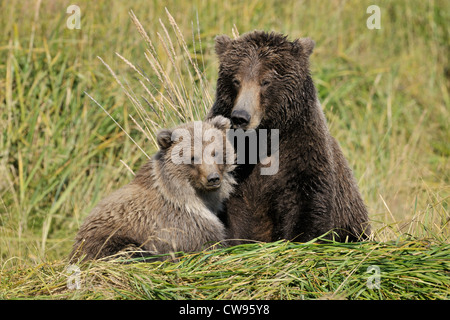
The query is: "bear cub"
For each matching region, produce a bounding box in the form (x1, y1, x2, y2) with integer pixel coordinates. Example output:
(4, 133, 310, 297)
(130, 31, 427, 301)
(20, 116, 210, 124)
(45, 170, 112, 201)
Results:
(70, 116, 235, 262)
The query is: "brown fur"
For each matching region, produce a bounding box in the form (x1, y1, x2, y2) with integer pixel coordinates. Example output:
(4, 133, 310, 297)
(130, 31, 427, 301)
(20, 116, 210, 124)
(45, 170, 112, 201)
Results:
(208, 31, 371, 243)
(70, 116, 236, 261)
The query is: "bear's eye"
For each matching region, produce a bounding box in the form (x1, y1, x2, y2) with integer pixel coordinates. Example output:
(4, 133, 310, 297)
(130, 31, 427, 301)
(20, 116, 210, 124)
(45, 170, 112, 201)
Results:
(261, 79, 271, 87)
(232, 79, 241, 87)
(191, 156, 202, 164)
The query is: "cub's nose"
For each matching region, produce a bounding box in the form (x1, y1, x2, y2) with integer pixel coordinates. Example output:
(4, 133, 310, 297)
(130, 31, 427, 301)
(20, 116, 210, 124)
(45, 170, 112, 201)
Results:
(231, 110, 250, 128)
(206, 172, 221, 187)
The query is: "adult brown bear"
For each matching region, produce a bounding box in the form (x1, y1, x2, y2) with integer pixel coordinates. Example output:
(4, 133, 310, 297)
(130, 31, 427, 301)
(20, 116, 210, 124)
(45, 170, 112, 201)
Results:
(207, 31, 371, 243)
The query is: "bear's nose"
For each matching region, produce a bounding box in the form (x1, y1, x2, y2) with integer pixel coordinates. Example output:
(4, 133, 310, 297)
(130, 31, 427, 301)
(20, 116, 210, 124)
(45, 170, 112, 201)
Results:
(231, 110, 251, 128)
(206, 172, 221, 186)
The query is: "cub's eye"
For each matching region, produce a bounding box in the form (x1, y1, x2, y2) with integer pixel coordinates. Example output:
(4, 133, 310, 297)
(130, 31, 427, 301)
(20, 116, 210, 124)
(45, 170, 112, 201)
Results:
(261, 79, 271, 87)
(232, 79, 241, 87)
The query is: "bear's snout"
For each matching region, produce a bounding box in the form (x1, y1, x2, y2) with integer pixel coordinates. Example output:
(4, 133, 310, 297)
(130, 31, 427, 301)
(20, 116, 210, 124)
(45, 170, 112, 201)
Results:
(206, 172, 221, 189)
(231, 109, 251, 129)
(231, 81, 262, 130)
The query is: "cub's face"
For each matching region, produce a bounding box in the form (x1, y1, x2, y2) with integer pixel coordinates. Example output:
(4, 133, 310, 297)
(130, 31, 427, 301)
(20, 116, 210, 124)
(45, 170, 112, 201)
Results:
(213, 31, 315, 130)
(156, 116, 235, 192)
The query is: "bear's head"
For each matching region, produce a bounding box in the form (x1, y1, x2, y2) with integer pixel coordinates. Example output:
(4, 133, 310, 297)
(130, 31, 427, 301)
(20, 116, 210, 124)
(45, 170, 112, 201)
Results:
(156, 116, 235, 192)
(211, 31, 315, 130)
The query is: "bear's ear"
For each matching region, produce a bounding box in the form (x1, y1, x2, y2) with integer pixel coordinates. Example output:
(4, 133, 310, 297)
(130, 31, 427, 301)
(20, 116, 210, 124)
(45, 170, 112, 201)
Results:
(156, 129, 173, 150)
(291, 37, 315, 58)
(215, 35, 232, 57)
(209, 115, 231, 131)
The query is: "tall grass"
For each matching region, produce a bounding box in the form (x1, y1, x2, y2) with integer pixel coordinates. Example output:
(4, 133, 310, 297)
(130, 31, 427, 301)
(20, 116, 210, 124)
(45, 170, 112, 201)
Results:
(93, 8, 214, 150)
(2, 240, 449, 300)
(0, 0, 449, 299)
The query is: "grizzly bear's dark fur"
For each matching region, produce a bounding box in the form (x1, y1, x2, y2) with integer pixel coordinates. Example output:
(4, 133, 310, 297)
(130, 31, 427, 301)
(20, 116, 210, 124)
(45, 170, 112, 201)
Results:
(208, 31, 371, 243)
(70, 116, 236, 262)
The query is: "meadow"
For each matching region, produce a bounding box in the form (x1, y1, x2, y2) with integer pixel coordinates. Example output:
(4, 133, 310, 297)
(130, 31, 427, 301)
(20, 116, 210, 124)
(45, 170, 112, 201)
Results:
(0, 0, 448, 299)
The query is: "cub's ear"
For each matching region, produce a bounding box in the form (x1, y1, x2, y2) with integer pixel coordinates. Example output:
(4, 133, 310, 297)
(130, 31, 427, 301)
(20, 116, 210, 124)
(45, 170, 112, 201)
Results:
(156, 129, 173, 150)
(215, 35, 232, 57)
(209, 115, 231, 131)
(291, 37, 315, 58)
